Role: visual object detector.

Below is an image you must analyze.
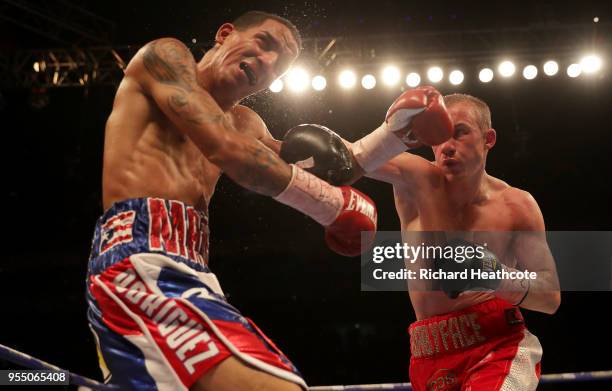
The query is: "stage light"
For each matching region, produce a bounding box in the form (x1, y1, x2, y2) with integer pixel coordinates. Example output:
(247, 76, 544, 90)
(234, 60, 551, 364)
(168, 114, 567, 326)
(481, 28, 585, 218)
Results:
(339, 70, 357, 89)
(580, 54, 602, 74)
(361, 74, 376, 89)
(543, 60, 559, 76)
(523, 65, 538, 80)
(286, 67, 310, 92)
(312, 75, 327, 91)
(567, 63, 582, 78)
(449, 70, 464, 85)
(479, 68, 494, 83)
(382, 65, 401, 86)
(406, 72, 421, 87)
(269, 79, 283, 93)
(427, 67, 443, 83)
(33, 60, 46, 72)
(498, 61, 516, 77)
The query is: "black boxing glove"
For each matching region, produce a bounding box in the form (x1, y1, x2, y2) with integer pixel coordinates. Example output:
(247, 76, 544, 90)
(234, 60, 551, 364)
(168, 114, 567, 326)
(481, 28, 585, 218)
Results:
(280, 124, 354, 185)
(434, 238, 504, 299)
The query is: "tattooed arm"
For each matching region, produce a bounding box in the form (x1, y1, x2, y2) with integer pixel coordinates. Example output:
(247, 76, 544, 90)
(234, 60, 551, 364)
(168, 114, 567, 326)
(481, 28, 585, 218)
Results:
(230, 104, 282, 154)
(127, 38, 291, 196)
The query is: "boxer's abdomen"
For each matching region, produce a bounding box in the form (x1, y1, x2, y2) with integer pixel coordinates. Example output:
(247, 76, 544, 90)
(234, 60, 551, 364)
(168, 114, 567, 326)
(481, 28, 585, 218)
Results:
(102, 77, 221, 211)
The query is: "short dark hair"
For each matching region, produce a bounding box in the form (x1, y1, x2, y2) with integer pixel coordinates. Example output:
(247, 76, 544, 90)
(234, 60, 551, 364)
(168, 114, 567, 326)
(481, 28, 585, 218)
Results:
(444, 93, 492, 132)
(232, 11, 302, 51)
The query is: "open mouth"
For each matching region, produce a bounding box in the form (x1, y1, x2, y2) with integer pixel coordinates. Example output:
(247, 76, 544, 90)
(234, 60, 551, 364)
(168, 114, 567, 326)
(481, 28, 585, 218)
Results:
(240, 62, 257, 86)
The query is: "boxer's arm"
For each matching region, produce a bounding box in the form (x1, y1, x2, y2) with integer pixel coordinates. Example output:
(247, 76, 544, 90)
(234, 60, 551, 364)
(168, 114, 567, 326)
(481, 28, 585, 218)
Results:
(344, 141, 437, 188)
(278, 87, 451, 186)
(258, 128, 282, 155)
(129, 38, 290, 196)
(231, 105, 282, 154)
(508, 190, 561, 314)
(348, 86, 452, 176)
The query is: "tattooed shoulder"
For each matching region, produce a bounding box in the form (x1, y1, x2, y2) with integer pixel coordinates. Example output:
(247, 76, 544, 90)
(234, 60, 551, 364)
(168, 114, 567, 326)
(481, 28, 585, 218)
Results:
(142, 39, 197, 90)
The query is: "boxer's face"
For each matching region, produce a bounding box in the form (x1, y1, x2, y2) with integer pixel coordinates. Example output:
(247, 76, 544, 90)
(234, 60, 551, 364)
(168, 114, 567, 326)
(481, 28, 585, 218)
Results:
(206, 19, 299, 100)
(432, 102, 495, 179)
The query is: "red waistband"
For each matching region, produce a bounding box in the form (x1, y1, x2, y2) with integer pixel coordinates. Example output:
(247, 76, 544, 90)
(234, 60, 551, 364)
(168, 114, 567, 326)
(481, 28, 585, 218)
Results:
(408, 299, 525, 359)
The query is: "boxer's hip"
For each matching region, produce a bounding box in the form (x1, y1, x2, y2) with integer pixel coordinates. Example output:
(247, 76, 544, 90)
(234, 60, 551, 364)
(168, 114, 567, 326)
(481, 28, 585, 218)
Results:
(84, 198, 306, 389)
(86, 252, 305, 390)
(88, 197, 210, 275)
(408, 299, 542, 391)
(408, 298, 527, 360)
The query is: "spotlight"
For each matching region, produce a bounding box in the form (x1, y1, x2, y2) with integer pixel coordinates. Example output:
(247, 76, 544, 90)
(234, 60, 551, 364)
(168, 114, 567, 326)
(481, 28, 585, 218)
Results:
(498, 61, 516, 77)
(406, 72, 421, 87)
(580, 54, 602, 74)
(339, 70, 357, 89)
(286, 67, 310, 92)
(543, 60, 559, 76)
(522, 65, 538, 80)
(382, 65, 401, 86)
(312, 75, 327, 91)
(269, 79, 283, 93)
(361, 74, 376, 89)
(449, 70, 464, 85)
(567, 63, 582, 78)
(479, 68, 494, 83)
(427, 67, 443, 83)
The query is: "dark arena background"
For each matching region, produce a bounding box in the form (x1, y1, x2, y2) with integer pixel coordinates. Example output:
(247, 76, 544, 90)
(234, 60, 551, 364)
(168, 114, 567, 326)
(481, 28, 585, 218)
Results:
(1, 0, 612, 390)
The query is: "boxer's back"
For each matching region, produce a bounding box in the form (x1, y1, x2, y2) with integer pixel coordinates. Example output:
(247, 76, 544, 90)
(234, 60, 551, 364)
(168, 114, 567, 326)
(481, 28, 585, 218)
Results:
(101, 62, 221, 211)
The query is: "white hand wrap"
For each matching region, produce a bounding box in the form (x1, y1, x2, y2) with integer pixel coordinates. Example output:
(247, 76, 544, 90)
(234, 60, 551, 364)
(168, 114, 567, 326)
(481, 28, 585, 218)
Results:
(351, 123, 409, 173)
(274, 165, 343, 226)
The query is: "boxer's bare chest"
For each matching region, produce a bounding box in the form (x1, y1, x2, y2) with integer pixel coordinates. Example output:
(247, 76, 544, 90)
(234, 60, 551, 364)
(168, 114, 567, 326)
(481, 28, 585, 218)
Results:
(400, 185, 520, 318)
(400, 186, 517, 260)
(103, 86, 241, 209)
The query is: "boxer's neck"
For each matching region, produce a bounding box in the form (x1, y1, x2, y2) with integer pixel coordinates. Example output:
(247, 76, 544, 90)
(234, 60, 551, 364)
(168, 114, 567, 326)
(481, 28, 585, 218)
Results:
(446, 168, 490, 208)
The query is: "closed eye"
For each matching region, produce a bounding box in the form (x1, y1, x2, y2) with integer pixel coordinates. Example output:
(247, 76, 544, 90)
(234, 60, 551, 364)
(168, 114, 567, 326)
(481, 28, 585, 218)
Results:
(257, 37, 271, 51)
(454, 127, 468, 137)
(257, 33, 278, 51)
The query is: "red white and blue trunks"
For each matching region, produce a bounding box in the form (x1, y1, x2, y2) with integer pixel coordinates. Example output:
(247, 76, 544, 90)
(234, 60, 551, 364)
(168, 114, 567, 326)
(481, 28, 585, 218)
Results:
(86, 197, 306, 390)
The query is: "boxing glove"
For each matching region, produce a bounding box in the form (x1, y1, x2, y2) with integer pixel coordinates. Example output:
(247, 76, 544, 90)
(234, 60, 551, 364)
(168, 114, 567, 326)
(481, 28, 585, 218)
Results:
(280, 124, 354, 185)
(352, 86, 454, 172)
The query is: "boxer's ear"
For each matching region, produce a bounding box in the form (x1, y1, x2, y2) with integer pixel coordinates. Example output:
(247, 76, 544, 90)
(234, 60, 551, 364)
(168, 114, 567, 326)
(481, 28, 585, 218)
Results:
(485, 128, 496, 149)
(215, 23, 235, 45)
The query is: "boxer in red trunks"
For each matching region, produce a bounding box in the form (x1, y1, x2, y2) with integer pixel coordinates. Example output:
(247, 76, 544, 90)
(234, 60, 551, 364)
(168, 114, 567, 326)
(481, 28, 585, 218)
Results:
(280, 91, 561, 390)
(360, 93, 560, 390)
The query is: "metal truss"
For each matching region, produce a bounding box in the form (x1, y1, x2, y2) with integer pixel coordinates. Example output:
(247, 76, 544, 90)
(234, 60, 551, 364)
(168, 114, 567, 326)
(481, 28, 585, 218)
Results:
(302, 22, 612, 71)
(0, 0, 114, 45)
(1, 22, 609, 89)
(6, 46, 136, 88)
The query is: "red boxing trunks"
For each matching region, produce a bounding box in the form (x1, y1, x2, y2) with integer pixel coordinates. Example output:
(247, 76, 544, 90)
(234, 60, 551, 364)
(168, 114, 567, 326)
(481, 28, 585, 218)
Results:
(408, 298, 542, 391)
